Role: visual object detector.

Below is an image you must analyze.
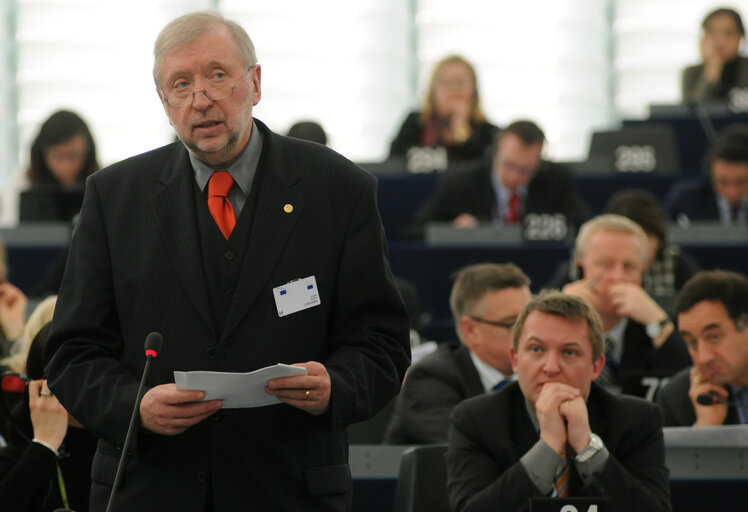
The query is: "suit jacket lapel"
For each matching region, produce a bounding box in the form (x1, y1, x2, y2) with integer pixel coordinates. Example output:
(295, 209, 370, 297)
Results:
(222, 126, 305, 340)
(456, 345, 486, 397)
(149, 144, 215, 335)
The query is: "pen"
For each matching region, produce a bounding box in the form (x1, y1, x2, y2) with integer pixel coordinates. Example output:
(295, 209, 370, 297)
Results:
(586, 275, 602, 289)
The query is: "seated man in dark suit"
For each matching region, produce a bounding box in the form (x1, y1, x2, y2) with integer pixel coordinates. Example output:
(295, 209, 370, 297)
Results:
(562, 214, 691, 396)
(446, 291, 671, 512)
(666, 123, 748, 223)
(657, 270, 748, 426)
(384, 263, 532, 444)
(400, 120, 590, 239)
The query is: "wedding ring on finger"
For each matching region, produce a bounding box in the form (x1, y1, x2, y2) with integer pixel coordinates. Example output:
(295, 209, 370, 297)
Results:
(304, 390, 311, 401)
(39, 391, 52, 397)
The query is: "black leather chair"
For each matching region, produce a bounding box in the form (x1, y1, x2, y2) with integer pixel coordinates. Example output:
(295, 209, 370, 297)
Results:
(392, 444, 450, 512)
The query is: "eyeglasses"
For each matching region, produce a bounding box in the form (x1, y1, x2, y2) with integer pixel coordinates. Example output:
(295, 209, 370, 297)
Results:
(161, 67, 254, 108)
(469, 316, 515, 329)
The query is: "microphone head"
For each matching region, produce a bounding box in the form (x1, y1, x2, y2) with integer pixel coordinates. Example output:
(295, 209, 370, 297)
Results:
(144, 332, 163, 358)
(696, 393, 720, 406)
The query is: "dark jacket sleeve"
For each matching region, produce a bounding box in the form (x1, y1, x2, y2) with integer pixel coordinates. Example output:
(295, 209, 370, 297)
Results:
(399, 163, 494, 240)
(526, 162, 591, 229)
(682, 64, 717, 103)
(656, 368, 695, 427)
(0, 441, 58, 511)
(583, 401, 671, 512)
(384, 348, 476, 444)
(390, 112, 424, 157)
(447, 399, 542, 512)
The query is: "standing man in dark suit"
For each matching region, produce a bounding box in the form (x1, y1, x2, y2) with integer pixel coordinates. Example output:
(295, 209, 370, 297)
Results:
(666, 123, 748, 223)
(657, 270, 748, 426)
(446, 291, 671, 512)
(400, 120, 590, 239)
(43, 12, 410, 512)
(562, 214, 691, 396)
(384, 263, 531, 444)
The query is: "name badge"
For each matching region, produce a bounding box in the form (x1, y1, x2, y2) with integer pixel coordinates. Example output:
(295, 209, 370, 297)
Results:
(273, 276, 321, 317)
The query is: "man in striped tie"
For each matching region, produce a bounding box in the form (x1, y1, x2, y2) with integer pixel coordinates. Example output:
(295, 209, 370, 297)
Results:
(446, 291, 671, 512)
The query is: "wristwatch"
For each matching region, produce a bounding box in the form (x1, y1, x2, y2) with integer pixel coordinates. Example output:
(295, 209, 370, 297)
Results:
(574, 433, 603, 463)
(646, 316, 670, 339)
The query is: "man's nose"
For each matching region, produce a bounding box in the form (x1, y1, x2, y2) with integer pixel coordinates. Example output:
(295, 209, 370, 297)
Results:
(691, 343, 714, 366)
(542, 351, 561, 374)
(191, 89, 213, 110)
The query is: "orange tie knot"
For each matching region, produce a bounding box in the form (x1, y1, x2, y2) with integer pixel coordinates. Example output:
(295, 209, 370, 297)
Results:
(209, 171, 234, 198)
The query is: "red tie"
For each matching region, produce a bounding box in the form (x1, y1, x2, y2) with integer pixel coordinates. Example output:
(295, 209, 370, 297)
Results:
(506, 194, 521, 223)
(208, 171, 236, 239)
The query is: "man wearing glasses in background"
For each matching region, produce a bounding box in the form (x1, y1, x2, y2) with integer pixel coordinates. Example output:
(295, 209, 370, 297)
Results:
(43, 11, 410, 512)
(385, 263, 531, 444)
(666, 123, 748, 223)
(400, 120, 591, 239)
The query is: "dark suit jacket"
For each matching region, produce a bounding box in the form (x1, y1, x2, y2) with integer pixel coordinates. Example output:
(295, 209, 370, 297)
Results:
(389, 111, 498, 164)
(682, 56, 748, 103)
(401, 159, 590, 239)
(384, 343, 484, 444)
(446, 382, 671, 512)
(44, 119, 411, 512)
(665, 177, 720, 222)
(620, 320, 691, 385)
(656, 367, 740, 426)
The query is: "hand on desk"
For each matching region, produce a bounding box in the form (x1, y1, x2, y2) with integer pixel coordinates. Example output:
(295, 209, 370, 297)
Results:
(139, 383, 222, 435)
(265, 361, 331, 415)
(452, 213, 479, 229)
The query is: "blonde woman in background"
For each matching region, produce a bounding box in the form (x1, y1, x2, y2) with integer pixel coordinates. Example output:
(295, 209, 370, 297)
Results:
(389, 55, 498, 171)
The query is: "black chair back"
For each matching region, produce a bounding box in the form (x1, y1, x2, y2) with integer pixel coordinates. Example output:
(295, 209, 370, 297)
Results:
(392, 444, 450, 512)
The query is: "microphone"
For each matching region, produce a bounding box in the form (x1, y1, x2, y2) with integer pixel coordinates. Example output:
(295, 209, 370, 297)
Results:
(105, 332, 163, 512)
(691, 98, 718, 142)
(696, 393, 748, 407)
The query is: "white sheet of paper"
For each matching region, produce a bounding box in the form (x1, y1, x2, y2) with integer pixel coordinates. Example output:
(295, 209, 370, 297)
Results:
(174, 363, 308, 409)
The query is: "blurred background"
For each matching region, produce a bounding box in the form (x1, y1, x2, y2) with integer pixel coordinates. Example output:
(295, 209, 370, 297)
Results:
(1, 0, 746, 179)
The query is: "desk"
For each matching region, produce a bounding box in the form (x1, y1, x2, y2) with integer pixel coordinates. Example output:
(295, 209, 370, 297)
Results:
(375, 172, 690, 241)
(350, 427, 748, 512)
(624, 105, 748, 172)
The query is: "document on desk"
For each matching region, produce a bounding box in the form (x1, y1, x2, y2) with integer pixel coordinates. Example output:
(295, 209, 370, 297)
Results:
(174, 364, 308, 408)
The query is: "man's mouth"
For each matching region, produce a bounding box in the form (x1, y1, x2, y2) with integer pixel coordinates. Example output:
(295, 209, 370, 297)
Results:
(194, 121, 221, 130)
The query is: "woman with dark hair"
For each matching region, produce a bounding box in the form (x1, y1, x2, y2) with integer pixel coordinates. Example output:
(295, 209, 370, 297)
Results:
(0, 110, 100, 226)
(27, 110, 99, 188)
(682, 7, 748, 103)
(389, 55, 498, 171)
(0, 297, 96, 512)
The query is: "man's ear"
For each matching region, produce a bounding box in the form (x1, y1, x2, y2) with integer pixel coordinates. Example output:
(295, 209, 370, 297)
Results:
(591, 354, 606, 380)
(460, 316, 477, 349)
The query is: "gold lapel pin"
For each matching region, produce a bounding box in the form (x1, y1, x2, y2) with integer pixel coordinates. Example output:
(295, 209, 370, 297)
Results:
(283, 204, 293, 213)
